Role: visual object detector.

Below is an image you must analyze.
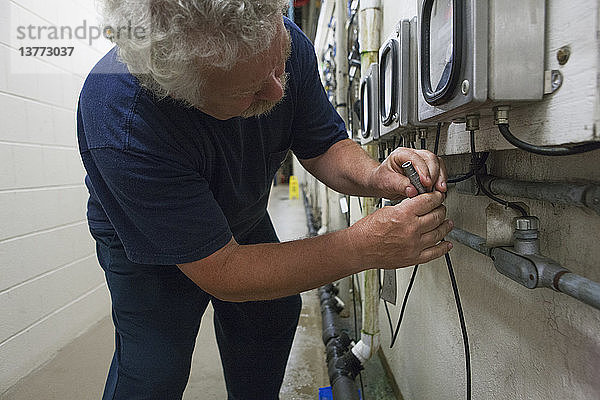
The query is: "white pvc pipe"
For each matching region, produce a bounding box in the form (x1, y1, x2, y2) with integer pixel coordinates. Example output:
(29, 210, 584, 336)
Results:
(351, 0, 382, 365)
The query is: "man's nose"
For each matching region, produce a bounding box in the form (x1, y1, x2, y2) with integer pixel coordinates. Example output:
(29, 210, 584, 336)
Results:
(255, 73, 284, 102)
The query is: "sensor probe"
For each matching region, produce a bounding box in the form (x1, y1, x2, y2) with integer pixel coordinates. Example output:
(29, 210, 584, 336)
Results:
(401, 161, 427, 194)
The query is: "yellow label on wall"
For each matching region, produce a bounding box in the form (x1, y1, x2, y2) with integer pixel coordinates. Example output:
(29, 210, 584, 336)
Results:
(289, 176, 299, 199)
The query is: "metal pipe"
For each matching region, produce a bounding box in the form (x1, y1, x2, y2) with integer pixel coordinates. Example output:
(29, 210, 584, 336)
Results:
(479, 175, 600, 216)
(556, 273, 600, 311)
(448, 226, 600, 311)
(446, 228, 490, 256)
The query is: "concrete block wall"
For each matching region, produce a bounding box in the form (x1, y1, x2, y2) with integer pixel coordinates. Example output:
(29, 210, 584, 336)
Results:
(0, 0, 112, 393)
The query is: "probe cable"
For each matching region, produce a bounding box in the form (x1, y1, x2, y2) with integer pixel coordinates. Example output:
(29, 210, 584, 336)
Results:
(465, 129, 528, 217)
(385, 123, 472, 400)
(497, 123, 600, 156)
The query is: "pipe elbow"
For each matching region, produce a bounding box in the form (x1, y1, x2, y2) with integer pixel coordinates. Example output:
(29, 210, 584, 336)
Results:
(351, 332, 380, 364)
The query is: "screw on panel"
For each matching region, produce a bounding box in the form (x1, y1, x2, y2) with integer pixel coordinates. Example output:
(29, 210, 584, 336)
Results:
(461, 80, 470, 95)
(544, 70, 563, 94)
(551, 70, 563, 92)
(556, 46, 571, 65)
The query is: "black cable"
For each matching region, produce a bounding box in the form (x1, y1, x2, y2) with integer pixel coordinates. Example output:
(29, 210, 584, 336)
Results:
(498, 124, 600, 156)
(383, 295, 394, 338)
(447, 152, 489, 184)
(351, 274, 359, 342)
(389, 265, 419, 347)
(445, 253, 471, 400)
(447, 130, 489, 184)
(464, 130, 527, 216)
(434, 123, 442, 155)
(420, 137, 426, 150)
(475, 173, 527, 216)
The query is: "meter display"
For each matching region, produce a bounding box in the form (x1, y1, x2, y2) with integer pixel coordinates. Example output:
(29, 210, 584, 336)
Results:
(429, 0, 454, 94)
(417, 0, 545, 122)
(378, 20, 409, 139)
(379, 19, 434, 141)
(360, 63, 379, 145)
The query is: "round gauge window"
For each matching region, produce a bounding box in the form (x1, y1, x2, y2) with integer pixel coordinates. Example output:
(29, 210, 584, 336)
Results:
(360, 80, 370, 138)
(429, 0, 453, 92)
(420, 0, 462, 106)
(379, 40, 398, 126)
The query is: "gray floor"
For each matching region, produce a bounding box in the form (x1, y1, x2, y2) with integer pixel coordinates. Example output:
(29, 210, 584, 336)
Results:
(2, 184, 328, 400)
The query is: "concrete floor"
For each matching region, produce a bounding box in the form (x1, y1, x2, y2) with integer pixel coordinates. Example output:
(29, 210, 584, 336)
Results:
(2, 184, 329, 400)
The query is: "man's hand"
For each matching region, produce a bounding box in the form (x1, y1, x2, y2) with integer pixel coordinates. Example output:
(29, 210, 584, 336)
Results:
(347, 191, 453, 269)
(369, 147, 447, 200)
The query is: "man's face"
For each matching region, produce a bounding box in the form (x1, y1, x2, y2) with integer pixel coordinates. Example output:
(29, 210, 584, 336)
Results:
(199, 20, 292, 120)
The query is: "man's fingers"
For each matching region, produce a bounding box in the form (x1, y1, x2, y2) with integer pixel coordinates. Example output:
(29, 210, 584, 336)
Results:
(436, 156, 448, 192)
(401, 191, 445, 216)
(420, 220, 454, 246)
(418, 240, 453, 264)
(418, 205, 447, 232)
(416, 150, 440, 190)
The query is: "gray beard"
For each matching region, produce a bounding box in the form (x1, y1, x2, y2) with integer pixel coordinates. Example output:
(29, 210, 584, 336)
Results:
(240, 72, 289, 119)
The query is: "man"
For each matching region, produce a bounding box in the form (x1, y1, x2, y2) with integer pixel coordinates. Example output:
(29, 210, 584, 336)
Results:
(77, 1, 453, 399)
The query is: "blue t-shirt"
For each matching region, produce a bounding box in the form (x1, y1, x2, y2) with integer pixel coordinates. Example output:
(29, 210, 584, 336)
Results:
(77, 19, 347, 265)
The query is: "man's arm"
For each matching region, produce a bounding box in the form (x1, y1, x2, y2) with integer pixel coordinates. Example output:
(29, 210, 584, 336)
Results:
(178, 191, 453, 302)
(299, 138, 447, 200)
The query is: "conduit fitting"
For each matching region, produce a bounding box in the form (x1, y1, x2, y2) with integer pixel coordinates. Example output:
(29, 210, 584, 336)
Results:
(493, 106, 510, 125)
(448, 225, 600, 310)
(514, 216, 540, 255)
(351, 331, 381, 364)
(465, 114, 480, 131)
(419, 128, 428, 140)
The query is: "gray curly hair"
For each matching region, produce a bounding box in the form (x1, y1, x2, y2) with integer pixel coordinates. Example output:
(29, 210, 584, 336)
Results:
(99, 0, 288, 107)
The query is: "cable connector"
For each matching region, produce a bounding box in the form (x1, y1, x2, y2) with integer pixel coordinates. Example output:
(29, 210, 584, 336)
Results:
(465, 114, 480, 132)
(493, 106, 510, 125)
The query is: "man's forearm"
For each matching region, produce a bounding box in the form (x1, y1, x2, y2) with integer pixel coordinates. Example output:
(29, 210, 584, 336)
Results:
(178, 191, 453, 302)
(181, 229, 363, 302)
(300, 139, 381, 197)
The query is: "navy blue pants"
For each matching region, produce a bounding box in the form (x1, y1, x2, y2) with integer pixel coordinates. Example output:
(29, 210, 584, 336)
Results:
(92, 229, 302, 400)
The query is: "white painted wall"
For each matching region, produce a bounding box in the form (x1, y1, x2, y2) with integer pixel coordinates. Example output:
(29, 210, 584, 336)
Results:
(0, 0, 112, 393)
(310, 1, 600, 399)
